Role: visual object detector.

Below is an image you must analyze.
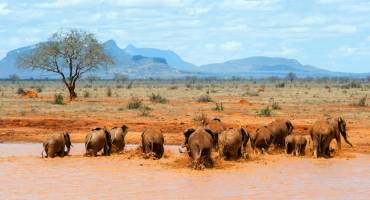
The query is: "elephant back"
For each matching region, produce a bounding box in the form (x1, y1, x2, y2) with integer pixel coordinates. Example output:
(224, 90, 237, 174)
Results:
(86, 128, 108, 150)
(189, 128, 214, 149)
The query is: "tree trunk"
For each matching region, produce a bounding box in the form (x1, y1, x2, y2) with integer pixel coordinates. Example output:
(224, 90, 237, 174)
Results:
(68, 86, 77, 101)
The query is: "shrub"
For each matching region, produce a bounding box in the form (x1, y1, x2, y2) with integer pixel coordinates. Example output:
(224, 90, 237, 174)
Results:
(271, 101, 281, 110)
(169, 85, 178, 90)
(36, 87, 42, 93)
(127, 97, 142, 109)
(197, 94, 213, 102)
(243, 89, 259, 97)
(195, 85, 203, 90)
(357, 95, 367, 107)
(213, 102, 224, 111)
(106, 87, 112, 97)
(149, 93, 168, 103)
(257, 106, 272, 117)
(139, 105, 152, 116)
(17, 87, 25, 95)
(341, 81, 362, 89)
(275, 82, 285, 88)
(54, 93, 64, 105)
(127, 81, 133, 89)
(83, 91, 90, 98)
(193, 112, 208, 125)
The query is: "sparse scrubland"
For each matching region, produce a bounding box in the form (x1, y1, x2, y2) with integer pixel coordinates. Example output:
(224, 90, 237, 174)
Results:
(0, 78, 369, 154)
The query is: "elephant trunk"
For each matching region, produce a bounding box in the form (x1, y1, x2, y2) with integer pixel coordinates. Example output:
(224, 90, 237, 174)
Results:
(340, 130, 353, 147)
(64, 145, 71, 155)
(178, 143, 187, 153)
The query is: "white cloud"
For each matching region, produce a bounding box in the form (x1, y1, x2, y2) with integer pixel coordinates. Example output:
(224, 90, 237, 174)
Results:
(106, 0, 183, 8)
(221, 41, 242, 51)
(0, 3, 10, 15)
(220, 0, 281, 11)
(39, 0, 93, 8)
(323, 24, 357, 34)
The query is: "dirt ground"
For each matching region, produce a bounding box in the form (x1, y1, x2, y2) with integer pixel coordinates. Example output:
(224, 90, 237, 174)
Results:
(0, 81, 369, 154)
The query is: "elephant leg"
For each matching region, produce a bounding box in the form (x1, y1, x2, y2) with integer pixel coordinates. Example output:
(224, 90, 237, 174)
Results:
(59, 150, 65, 157)
(312, 139, 319, 158)
(47, 148, 55, 158)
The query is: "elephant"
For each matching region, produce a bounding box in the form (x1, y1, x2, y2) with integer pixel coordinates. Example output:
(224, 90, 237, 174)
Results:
(267, 119, 294, 149)
(251, 126, 273, 154)
(204, 118, 225, 150)
(141, 129, 164, 159)
(110, 125, 128, 153)
(285, 134, 308, 156)
(42, 132, 72, 158)
(310, 117, 352, 158)
(179, 127, 215, 169)
(85, 128, 112, 156)
(218, 128, 249, 160)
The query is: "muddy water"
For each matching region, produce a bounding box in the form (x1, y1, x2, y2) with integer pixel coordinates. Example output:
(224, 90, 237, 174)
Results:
(0, 144, 369, 200)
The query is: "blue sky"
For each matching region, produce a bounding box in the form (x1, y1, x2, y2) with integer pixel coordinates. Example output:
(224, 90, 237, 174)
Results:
(0, 0, 369, 72)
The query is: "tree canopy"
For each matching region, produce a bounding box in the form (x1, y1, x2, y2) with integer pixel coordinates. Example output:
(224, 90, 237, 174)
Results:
(18, 30, 113, 100)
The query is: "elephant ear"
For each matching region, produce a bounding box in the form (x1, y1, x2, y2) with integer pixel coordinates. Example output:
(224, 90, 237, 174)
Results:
(212, 118, 221, 122)
(337, 117, 346, 132)
(286, 121, 294, 134)
(183, 128, 195, 138)
(121, 125, 128, 134)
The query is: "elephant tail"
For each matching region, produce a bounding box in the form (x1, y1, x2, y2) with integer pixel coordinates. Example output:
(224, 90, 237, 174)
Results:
(41, 143, 47, 158)
(85, 134, 92, 150)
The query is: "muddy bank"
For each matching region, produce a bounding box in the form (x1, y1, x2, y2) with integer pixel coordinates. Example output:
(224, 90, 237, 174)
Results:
(0, 143, 369, 199)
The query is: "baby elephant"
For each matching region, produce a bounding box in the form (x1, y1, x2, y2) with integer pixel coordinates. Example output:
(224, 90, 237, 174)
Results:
(42, 132, 72, 158)
(141, 129, 165, 159)
(285, 135, 308, 156)
(85, 128, 112, 156)
(218, 128, 249, 160)
(110, 125, 128, 153)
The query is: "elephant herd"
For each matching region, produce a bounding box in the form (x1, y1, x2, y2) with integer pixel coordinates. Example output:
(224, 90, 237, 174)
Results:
(41, 116, 353, 169)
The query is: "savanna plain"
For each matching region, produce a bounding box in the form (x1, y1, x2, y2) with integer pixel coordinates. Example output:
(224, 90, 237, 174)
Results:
(0, 79, 369, 199)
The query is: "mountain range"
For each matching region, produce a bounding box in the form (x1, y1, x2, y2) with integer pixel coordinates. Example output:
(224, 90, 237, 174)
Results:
(0, 39, 368, 79)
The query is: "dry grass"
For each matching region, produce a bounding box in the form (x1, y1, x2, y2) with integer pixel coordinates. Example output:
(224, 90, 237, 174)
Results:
(0, 80, 369, 153)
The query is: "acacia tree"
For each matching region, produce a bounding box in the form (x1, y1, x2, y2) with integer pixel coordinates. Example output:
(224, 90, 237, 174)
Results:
(18, 30, 113, 100)
(286, 72, 297, 83)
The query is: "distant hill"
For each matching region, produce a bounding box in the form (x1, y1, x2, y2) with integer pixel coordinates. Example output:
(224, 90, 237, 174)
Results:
(124, 44, 197, 71)
(0, 40, 192, 79)
(0, 40, 368, 79)
(198, 56, 349, 78)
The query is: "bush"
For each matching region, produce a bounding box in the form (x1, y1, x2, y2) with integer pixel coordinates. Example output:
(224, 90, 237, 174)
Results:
(139, 105, 152, 116)
(36, 87, 42, 93)
(83, 91, 90, 98)
(341, 81, 362, 89)
(17, 87, 25, 95)
(193, 112, 208, 125)
(169, 85, 178, 90)
(127, 81, 134, 89)
(149, 93, 168, 103)
(31, 85, 43, 93)
(271, 101, 281, 110)
(275, 82, 285, 88)
(127, 97, 142, 109)
(243, 89, 259, 97)
(212, 102, 224, 111)
(106, 87, 112, 97)
(257, 106, 272, 117)
(197, 94, 213, 102)
(357, 95, 367, 107)
(54, 93, 64, 105)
